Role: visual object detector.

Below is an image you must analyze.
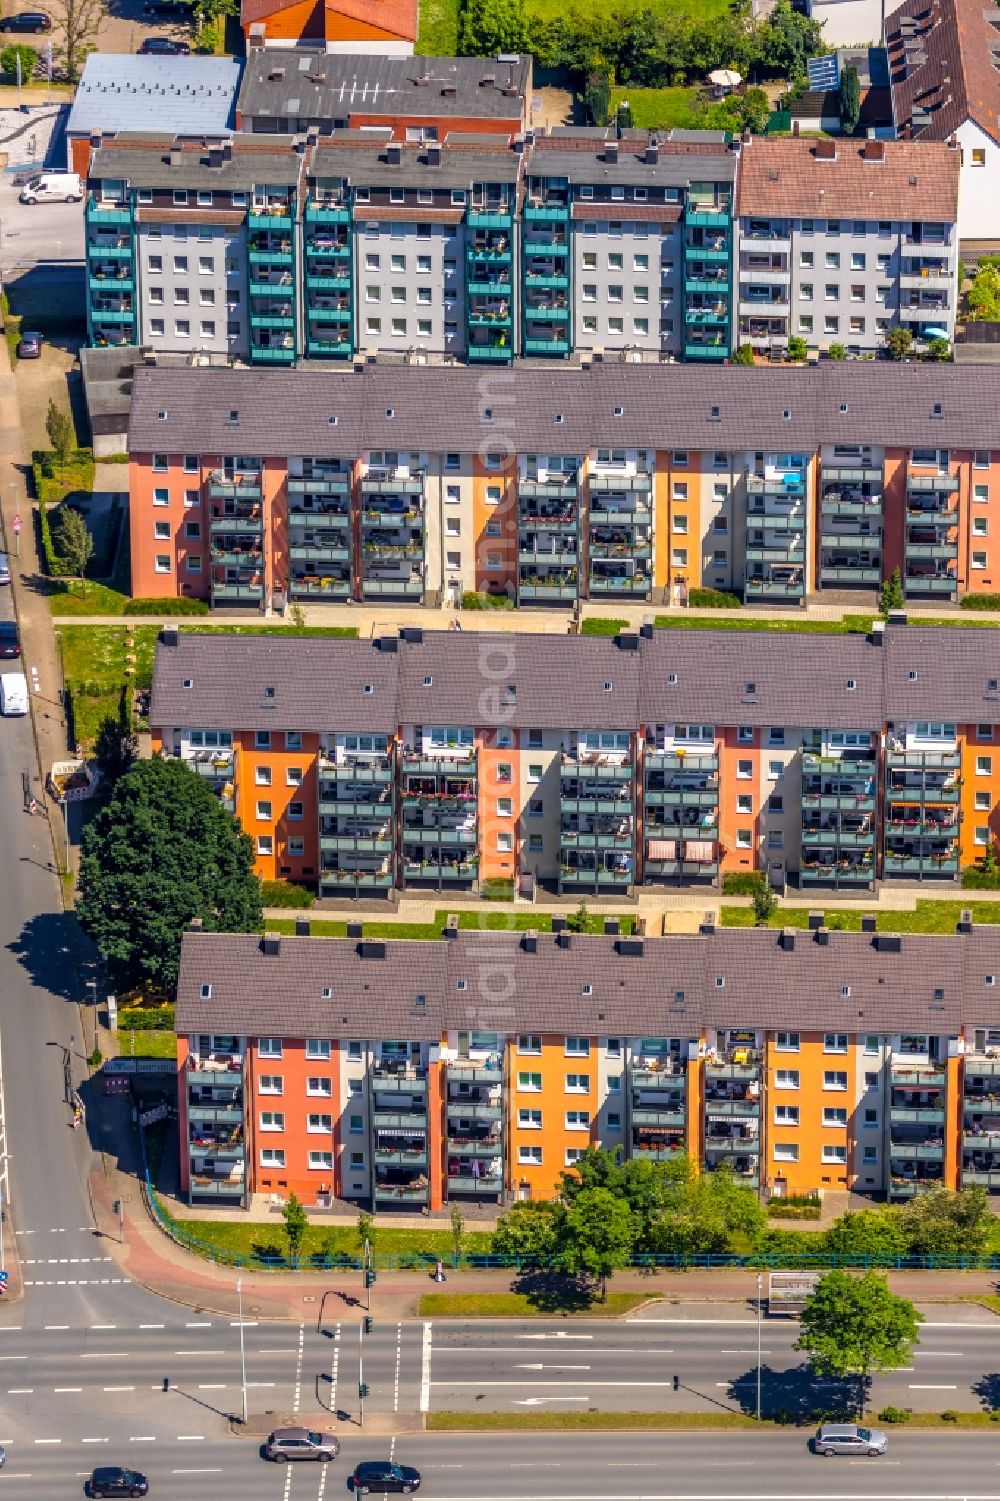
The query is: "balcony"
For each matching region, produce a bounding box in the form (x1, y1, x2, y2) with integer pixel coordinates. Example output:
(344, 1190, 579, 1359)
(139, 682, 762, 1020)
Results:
(373, 1145, 429, 1168)
(446, 1098, 502, 1122)
(318, 865, 394, 895)
(402, 858, 478, 883)
(522, 239, 570, 257)
(744, 573, 805, 601)
(248, 208, 292, 232)
(305, 200, 350, 225)
(86, 196, 131, 226)
(448, 1061, 502, 1084)
(467, 208, 513, 229)
(374, 1179, 430, 1205)
(523, 335, 571, 356)
(891, 1063, 946, 1087)
(524, 271, 568, 290)
(559, 859, 633, 890)
(448, 1173, 502, 1195)
(188, 1104, 244, 1126)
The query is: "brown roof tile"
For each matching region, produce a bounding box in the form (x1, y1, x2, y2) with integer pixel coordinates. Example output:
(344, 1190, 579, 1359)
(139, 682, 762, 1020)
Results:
(735, 135, 959, 220)
(887, 0, 1000, 145)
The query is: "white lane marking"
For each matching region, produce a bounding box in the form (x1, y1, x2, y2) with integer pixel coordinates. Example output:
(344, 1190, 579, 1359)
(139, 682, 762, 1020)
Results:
(172, 1469, 222, 1475)
(197, 1384, 226, 1390)
(420, 1320, 432, 1413)
(517, 1332, 593, 1340)
(908, 1383, 958, 1389)
(185, 1321, 212, 1328)
(104, 1386, 134, 1392)
(80, 1353, 130, 1359)
(7, 1388, 32, 1394)
(129, 1436, 156, 1442)
(394, 1321, 402, 1413)
(139, 1324, 164, 1330)
(914, 1351, 965, 1358)
(53, 1386, 82, 1393)
(0, 1355, 28, 1360)
(230, 1320, 258, 1328)
(430, 1379, 690, 1388)
(246, 1381, 276, 1388)
(34, 1438, 61, 1444)
(81, 1438, 109, 1444)
(176, 1435, 205, 1441)
(292, 1322, 304, 1415)
(44, 1325, 69, 1330)
(174, 1350, 225, 1356)
(515, 1363, 592, 1371)
(90, 1325, 116, 1330)
(720, 1350, 770, 1356)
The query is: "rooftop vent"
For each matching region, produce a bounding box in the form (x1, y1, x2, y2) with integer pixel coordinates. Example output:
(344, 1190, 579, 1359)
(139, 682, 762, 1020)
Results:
(615, 937, 644, 957)
(261, 932, 281, 957)
(814, 926, 829, 946)
(444, 913, 459, 941)
(780, 928, 795, 951)
(861, 913, 877, 933)
(295, 916, 310, 937)
(358, 940, 387, 959)
(605, 142, 618, 164)
(874, 934, 902, 953)
(557, 931, 572, 949)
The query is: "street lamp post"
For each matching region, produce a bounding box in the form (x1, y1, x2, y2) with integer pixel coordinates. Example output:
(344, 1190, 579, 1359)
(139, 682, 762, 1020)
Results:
(756, 1271, 763, 1422)
(236, 1277, 248, 1424)
(54, 630, 65, 724)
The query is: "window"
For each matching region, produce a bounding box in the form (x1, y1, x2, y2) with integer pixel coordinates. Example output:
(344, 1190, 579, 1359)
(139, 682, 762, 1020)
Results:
(774, 1104, 799, 1125)
(775, 1069, 799, 1089)
(775, 1032, 799, 1052)
(153, 520, 170, 541)
(518, 1145, 542, 1165)
(259, 1111, 284, 1131)
(865, 1071, 879, 1089)
(737, 759, 752, 779)
(736, 829, 753, 848)
(518, 1071, 542, 1092)
(565, 1036, 590, 1057)
(258, 1074, 282, 1094)
(823, 1071, 848, 1091)
(255, 801, 271, 822)
(823, 1107, 848, 1126)
(306, 1040, 331, 1059)
(256, 835, 272, 856)
(975, 825, 991, 846)
(822, 1144, 847, 1164)
(565, 1073, 590, 1093)
(863, 1145, 878, 1164)
(255, 766, 271, 786)
(976, 790, 992, 810)
(566, 1110, 591, 1130)
(824, 1033, 848, 1053)
(972, 551, 988, 570)
(307, 1077, 332, 1096)
(154, 554, 171, 574)
(977, 755, 992, 775)
(773, 1142, 799, 1162)
(258, 1038, 282, 1057)
(255, 731, 271, 750)
(308, 1151, 334, 1171)
(496, 832, 512, 853)
(518, 1108, 542, 1129)
(347, 1041, 363, 1060)
(864, 1108, 878, 1127)
(518, 1035, 541, 1054)
(736, 793, 753, 814)
(260, 1148, 285, 1168)
(307, 1113, 333, 1134)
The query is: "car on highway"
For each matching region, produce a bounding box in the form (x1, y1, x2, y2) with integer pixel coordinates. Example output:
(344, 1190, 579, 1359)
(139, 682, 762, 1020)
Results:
(0, 554, 10, 586)
(86, 1467, 149, 1497)
(813, 1422, 887, 1457)
(0, 623, 21, 659)
(16, 330, 42, 359)
(352, 1459, 422, 1493)
(0, 10, 52, 29)
(138, 34, 190, 52)
(264, 1427, 340, 1462)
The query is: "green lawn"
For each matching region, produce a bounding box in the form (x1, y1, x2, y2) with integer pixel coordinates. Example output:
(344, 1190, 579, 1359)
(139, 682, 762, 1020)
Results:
(610, 86, 711, 131)
(429, 1410, 763, 1430)
(532, 0, 729, 21)
(170, 1216, 492, 1264)
(721, 901, 1000, 936)
(653, 614, 877, 635)
(267, 910, 638, 940)
(114, 1030, 177, 1060)
(46, 579, 133, 617)
(60, 623, 159, 750)
(416, 0, 460, 52)
(417, 1291, 649, 1318)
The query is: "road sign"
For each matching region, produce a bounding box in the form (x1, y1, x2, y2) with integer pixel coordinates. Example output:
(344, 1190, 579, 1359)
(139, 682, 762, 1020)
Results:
(11, 516, 21, 534)
(0, 1270, 10, 1294)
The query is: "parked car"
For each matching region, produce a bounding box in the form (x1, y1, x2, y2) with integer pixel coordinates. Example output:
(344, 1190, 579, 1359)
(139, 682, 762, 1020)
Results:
(138, 35, 189, 52)
(143, 0, 188, 14)
(87, 1468, 149, 1498)
(19, 171, 83, 204)
(813, 1423, 887, 1457)
(351, 1460, 422, 1493)
(0, 672, 28, 716)
(265, 1428, 340, 1463)
(0, 10, 52, 29)
(0, 623, 21, 659)
(16, 331, 42, 359)
(0, 554, 11, 586)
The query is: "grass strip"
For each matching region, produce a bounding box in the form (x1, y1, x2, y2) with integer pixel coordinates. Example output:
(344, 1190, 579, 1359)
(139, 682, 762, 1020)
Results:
(416, 1292, 649, 1318)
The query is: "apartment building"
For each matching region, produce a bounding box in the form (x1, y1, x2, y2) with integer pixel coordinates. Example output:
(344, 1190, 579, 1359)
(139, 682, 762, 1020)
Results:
(173, 921, 1000, 1210)
(887, 0, 1000, 240)
(127, 361, 1000, 606)
(150, 618, 1000, 895)
(234, 50, 531, 140)
(735, 135, 959, 358)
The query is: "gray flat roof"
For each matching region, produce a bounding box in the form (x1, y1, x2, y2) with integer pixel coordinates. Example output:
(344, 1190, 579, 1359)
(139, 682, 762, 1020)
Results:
(67, 53, 240, 140)
(90, 139, 302, 190)
(310, 138, 520, 188)
(238, 51, 529, 124)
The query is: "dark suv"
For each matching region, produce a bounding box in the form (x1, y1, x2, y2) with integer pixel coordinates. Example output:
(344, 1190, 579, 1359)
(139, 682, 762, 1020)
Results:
(87, 1468, 149, 1498)
(0, 623, 20, 659)
(352, 1460, 421, 1494)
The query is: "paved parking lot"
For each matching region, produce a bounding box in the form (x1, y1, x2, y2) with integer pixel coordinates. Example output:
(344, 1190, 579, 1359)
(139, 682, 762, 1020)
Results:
(4, 0, 195, 72)
(11, 331, 80, 451)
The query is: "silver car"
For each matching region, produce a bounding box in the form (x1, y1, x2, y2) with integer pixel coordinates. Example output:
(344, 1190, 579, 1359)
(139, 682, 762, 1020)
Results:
(265, 1427, 340, 1463)
(814, 1422, 887, 1456)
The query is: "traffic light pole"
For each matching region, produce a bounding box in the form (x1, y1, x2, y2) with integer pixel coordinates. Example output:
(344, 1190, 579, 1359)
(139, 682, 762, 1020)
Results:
(358, 1319, 365, 1429)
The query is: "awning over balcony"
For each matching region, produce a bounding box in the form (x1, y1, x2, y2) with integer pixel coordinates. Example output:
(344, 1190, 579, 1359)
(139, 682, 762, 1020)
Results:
(685, 840, 715, 863)
(648, 839, 677, 859)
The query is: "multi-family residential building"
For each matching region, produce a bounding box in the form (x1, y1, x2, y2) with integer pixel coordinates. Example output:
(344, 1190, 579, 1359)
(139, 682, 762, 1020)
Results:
(150, 618, 1000, 895)
(735, 135, 959, 357)
(234, 50, 531, 139)
(127, 361, 1000, 606)
(173, 921, 1000, 1210)
(887, 0, 1000, 241)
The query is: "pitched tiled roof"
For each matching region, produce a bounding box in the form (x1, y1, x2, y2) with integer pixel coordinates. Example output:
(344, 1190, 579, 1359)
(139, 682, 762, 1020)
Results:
(242, 0, 416, 39)
(887, 0, 1000, 145)
(734, 135, 959, 220)
(175, 926, 1000, 1037)
(127, 363, 1000, 457)
(150, 624, 1000, 737)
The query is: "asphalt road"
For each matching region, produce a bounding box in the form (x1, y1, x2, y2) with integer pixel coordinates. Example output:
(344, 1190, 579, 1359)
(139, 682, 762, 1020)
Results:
(3, 1429, 1000, 1501)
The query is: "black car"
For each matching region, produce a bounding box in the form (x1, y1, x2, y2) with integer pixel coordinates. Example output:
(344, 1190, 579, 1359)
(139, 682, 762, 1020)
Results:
(138, 35, 190, 52)
(0, 10, 52, 29)
(87, 1468, 149, 1498)
(0, 623, 20, 659)
(352, 1460, 421, 1494)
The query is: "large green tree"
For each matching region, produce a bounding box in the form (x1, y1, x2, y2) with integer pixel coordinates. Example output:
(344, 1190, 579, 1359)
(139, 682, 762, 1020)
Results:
(824, 1208, 908, 1264)
(652, 1164, 766, 1255)
(556, 1186, 634, 1298)
(838, 63, 861, 134)
(51, 506, 93, 579)
(491, 1200, 560, 1265)
(898, 1185, 991, 1259)
(796, 1270, 922, 1411)
(77, 756, 262, 991)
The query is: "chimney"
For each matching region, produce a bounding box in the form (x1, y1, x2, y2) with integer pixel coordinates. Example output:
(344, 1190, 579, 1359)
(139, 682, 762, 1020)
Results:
(603, 917, 620, 935)
(605, 141, 618, 164)
(780, 928, 796, 951)
(557, 931, 572, 949)
(644, 138, 658, 165)
(616, 937, 644, 957)
(377, 634, 398, 653)
(870, 619, 886, 645)
(261, 931, 281, 956)
(400, 626, 423, 643)
(443, 913, 459, 941)
(160, 625, 179, 647)
(888, 610, 908, 626)
(699, 919, 716, 936)
(807, 911, 824, 931)
(358, 940, 387, 959)
(861, 913, 877, 934)
(948, 133, 959, 151)
(639, 621, 654, 639)
(861, 140, 885, 162)
(208, 147, 224, 169)
(223, 140, 233, 162)
(306, 127, 319, 147)
(169, 147, 183, 168)
(814, 139, 838, 161)
(957, 908, 974, 934)
(294, 916, 310, 937)
(814, 926, 829, 946)
(874, 934, 902, 953)
(294, 136, 307, 156)
(187, 916, 204, 932)
(346, 921, 363, 938)
(387, 141, 401, 165)
(521, 930, 537, 953)
(90, 129, 102, 150)
(551, 913, 567, 933)
(615, 632, 639, 651)
(426, 142, 441, 165)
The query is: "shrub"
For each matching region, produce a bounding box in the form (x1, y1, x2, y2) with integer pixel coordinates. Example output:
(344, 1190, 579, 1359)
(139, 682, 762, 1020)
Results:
(722, 872, 766, 895)
(878, 1406, 910, 1425)
(731, 344, 755, 365)
(787, 335, 808, 362)
(963, 867, 1000, 890)
(119, 1005, 176, 1031)
(461, 591, 514, 610)
(767, 1201, 822, 1220)
(961, 593, 1000, 611)
(688, 587, 741, 609)
(941, 1409, 958, 1422)
(481, 877, 515, 901)
(0, 43, 37, 81)
(126, 597, 210, 616)
(261, 879, 315, 909)
(827, 342, 846, 361)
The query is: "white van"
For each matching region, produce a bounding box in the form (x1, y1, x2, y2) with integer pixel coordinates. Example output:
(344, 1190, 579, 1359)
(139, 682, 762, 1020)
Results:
(0, 672, 29, 716)
(19, 172, 82, 205)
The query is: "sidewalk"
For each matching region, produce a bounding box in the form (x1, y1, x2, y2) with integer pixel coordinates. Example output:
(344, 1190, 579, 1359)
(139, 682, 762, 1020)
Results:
(88, 1160, 1000, 1325)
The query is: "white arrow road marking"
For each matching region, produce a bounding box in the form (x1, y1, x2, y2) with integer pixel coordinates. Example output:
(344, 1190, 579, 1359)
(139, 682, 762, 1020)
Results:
(512, 1396, 589, 1405)
(516, 1332, 594, 1340)
(514, 1364, 592, 1370)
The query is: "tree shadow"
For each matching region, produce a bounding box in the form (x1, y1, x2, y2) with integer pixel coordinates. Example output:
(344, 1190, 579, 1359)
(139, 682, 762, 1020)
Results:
(973, 1373, 1000, 1412)
(510, 1268, 598, 1313)
(727, 1362, 859, 1424)
(7, 910, 95, 1003)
